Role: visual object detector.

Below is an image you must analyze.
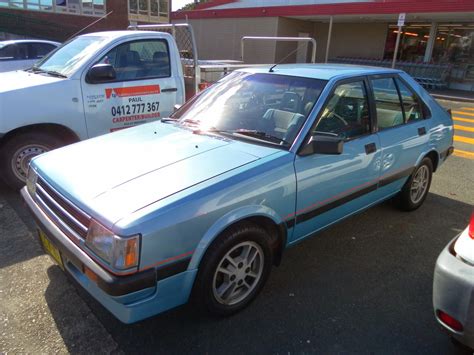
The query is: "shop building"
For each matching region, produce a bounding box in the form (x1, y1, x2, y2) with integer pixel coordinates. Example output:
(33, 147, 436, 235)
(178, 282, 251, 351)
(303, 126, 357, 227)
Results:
(0, 0, 171, 42)
(172, 0, 474, 92)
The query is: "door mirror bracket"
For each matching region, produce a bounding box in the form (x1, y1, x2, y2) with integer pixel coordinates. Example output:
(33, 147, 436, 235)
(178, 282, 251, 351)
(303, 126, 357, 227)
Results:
(299, 134, 344, 156)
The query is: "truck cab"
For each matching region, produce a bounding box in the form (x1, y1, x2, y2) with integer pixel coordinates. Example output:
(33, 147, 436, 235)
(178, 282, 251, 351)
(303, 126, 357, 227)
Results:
(0, 30, 185, 188)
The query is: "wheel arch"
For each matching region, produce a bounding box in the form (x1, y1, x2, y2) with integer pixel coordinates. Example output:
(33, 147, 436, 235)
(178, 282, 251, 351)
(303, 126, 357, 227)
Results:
(417, 149, 439, 172)
(188, 206, 288, 271)
(0, 123, 80, 148)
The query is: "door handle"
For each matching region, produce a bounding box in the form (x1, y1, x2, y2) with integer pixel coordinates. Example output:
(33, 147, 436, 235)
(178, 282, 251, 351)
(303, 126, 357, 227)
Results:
(365, 143, 377, 155)
(418, 127, 426, 136)
(161, 87, 178, 93)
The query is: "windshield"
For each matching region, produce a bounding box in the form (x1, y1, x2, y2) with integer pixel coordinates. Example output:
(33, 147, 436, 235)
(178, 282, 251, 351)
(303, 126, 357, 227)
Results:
(33, 36, 109, 77)
(173, 72, 327, 147)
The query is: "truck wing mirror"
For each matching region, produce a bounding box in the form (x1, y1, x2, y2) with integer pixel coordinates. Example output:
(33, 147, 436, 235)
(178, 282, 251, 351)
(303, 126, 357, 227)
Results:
(86, 64, 116, 84)
(299, 134, 344, 156)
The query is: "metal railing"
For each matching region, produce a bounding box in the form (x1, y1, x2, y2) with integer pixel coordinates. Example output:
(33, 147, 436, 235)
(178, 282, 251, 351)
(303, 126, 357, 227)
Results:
(331, 57, 451, 89)
(241, 36, 317, 64)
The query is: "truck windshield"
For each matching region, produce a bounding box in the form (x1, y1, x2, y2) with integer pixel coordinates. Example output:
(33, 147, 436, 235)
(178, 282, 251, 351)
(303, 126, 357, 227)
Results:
(32, 36, 109, 77)
(174, 71, 327, 147)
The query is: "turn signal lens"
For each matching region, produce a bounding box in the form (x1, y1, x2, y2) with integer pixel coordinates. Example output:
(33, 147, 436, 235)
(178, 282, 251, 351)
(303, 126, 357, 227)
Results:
(468, 212, 474, 239)
(437, 310, 464, 332)
(112, 236, 139, 270)
(86, 219, 140, 271)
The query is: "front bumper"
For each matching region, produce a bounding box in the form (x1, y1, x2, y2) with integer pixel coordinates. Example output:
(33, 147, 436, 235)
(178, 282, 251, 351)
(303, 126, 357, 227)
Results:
(433, 236, 474, 350)
(21, 187, 197, 323)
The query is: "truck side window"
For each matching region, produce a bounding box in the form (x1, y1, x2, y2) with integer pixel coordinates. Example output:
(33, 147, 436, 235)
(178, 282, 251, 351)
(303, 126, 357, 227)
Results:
(98, 39, 171, 81)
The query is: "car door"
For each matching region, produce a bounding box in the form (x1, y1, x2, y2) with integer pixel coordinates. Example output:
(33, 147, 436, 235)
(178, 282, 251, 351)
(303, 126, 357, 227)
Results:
(291, 78, 382, 242)
(0, 43, 29, 72)
(369, 75, 430, 193)
(81, 38, 180, 137)
(28, 42, 57, 67)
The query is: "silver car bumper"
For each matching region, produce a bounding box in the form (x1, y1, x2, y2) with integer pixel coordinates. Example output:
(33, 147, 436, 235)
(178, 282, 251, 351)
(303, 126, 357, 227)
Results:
(433, 236, 474, 350)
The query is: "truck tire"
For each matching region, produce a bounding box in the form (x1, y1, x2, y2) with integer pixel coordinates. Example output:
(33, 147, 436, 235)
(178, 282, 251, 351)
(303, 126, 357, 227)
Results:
(0, 132, 65, 190)
(192, 222, 273, 316)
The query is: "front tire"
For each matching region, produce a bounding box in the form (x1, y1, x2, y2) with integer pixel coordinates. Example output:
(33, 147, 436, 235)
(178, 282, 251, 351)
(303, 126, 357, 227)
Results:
(193, 222, 273, 316)
(0, 132, 65, 190)
(397, 157, 433, 211)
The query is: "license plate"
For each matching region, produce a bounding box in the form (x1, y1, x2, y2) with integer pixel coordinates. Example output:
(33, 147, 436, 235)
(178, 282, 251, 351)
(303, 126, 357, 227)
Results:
(39, 229, 64, 269)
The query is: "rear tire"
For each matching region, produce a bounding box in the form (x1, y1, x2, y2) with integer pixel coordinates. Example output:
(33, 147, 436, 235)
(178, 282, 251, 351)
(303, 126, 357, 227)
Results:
(396, 157, 433, 211)
(0, 132, 65, 190)
(193, 222, 273, 316)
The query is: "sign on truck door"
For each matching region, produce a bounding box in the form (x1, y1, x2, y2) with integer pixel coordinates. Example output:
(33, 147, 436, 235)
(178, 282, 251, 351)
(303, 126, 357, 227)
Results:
(81, 38, 179, 137)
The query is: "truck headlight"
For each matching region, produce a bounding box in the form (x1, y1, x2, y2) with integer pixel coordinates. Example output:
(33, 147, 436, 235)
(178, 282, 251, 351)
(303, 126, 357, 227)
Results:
(26, 166, 38, 196)
(86, 219, 140, 270)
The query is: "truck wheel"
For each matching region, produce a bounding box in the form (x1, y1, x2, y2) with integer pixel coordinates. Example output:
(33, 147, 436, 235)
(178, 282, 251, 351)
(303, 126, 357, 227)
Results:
(396, 157, 433, 211)
(193, 222, 273, 316)
(0, 132, 64, 190)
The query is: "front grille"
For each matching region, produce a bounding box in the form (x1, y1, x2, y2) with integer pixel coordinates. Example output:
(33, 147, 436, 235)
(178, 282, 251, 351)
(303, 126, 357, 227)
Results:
(35, 176, 91, 241)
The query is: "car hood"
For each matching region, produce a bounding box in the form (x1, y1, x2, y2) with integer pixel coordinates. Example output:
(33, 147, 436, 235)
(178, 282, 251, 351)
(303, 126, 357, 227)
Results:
(0, 70, 63, 93)
(33, 122, 275, 224)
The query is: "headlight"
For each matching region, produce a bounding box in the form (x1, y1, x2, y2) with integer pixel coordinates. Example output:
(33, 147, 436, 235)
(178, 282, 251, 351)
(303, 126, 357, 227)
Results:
(86, 219, 140, 270)
(26, 166, 38, 196)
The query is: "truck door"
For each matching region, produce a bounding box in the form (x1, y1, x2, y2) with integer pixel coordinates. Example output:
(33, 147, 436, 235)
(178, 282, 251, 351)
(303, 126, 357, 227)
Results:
(81, 38, 179, 137)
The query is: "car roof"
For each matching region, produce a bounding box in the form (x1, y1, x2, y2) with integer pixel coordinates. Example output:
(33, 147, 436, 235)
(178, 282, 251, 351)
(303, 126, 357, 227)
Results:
(240, 64, 403, 81)
(80, 30, 171, 40)
(0, 39, 60, 46)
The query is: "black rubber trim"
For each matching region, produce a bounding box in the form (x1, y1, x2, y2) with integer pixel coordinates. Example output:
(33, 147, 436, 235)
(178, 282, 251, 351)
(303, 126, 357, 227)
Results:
(21, 188, 157, 297)
(285, 218, 296, 229)
(155, 257, 191, 281)
(378, 167, 414, 187)
(294, 183, 378, 225)
(285, 167, 414, 227)
(440, 146, 454, 160)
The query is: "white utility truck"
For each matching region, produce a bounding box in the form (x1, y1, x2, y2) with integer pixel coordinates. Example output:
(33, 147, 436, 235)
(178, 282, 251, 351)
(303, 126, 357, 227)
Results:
(0, 23, 316, 188)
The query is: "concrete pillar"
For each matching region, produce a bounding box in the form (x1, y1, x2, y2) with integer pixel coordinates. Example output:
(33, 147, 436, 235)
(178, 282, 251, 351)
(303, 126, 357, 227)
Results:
(424, 22, 438, 63)
(325, 16, 333, 63)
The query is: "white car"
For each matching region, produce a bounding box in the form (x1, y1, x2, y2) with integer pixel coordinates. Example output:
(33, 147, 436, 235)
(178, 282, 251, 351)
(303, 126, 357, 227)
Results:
(433, 212, 474, 350)
(0, 39, 60, 73)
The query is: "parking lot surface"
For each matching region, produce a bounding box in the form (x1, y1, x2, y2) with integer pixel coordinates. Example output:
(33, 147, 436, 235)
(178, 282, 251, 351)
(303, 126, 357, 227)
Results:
(1, 100, 473, 354)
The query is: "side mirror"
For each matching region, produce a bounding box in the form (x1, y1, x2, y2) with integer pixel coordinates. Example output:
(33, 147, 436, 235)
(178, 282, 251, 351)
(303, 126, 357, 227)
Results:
(86, 63, 116, 83)
(300, 134, 344, 156)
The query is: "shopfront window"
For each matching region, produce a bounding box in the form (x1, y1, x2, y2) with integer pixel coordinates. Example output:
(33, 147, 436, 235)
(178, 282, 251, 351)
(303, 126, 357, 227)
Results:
(433, 24, 474, 66)
(383, 24, 431, 62)
(0, 0, 104, 15)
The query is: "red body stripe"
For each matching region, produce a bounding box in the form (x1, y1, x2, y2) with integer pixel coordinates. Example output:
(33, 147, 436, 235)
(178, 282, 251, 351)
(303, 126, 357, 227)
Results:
(141, 250, 195, 271)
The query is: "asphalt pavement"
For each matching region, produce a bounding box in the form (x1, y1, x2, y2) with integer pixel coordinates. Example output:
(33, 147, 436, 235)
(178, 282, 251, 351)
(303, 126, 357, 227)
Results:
(0, 100, 473, 354)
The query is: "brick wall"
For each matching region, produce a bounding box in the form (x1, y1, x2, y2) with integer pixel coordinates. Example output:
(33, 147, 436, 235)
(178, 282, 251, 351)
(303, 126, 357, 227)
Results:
(0, 1, 129, 42)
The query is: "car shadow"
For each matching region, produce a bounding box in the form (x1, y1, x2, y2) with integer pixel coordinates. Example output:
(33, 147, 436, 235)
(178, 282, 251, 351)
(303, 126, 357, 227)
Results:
(0, 182, 44, 269)
(42, 192, 473, 354)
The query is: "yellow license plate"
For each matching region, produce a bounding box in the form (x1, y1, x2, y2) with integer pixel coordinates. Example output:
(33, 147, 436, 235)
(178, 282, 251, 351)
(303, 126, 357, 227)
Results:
(39, 229, 64, 269)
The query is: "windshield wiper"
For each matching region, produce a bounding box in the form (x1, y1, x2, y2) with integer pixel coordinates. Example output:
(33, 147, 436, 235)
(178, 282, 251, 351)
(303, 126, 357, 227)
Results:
(232, 129, 289, 146)
(30, 67, 67, 78)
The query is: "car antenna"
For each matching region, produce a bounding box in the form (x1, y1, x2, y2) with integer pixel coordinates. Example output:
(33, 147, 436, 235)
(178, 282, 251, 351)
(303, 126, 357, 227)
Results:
(268, 46, 304, 73)
(65, 10, 114, 42)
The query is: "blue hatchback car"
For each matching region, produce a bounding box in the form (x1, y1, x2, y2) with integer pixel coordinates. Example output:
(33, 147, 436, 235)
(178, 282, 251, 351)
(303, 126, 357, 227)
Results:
(22, 64, 453, 323)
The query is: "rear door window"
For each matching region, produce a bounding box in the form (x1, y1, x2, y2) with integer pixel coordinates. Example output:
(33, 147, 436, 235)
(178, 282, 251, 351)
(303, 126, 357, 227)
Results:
(29, 43, 57, 59)
(395, 78, 424, 122)
(371, 77, 404, 130)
